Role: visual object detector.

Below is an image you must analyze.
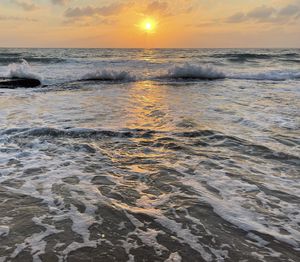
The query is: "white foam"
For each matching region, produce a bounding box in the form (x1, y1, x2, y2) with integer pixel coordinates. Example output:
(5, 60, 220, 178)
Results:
(11, 215, 61, 261)
(0, 225, 9, 237)
(4, 59, 42, 81)
(155, 216, 213, 261)
(125, 213, 168, 256)
(117, 196, 214, 261)
(80, 69, 136, 82)
(179, 173, 300, 249)
(247, 233, 269, 247)
(164, 63, 226, 80)
(165, 252, 182, 262)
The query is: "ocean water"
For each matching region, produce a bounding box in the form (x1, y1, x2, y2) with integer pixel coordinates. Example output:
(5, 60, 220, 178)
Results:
(0, 48, 299, 261)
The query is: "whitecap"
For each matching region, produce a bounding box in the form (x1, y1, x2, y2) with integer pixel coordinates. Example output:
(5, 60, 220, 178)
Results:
(79, 69, 136, 82)
(3, 59, 42, 81)
(162, 63, 226, 80)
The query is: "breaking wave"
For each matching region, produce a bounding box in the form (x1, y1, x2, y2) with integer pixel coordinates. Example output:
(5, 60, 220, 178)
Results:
(159, 63, 300, 82)
(1, 60, 299, 86)
(79, 69, 136, 82)
(162, 63, 226, 80)
(3, 59, 42, 81)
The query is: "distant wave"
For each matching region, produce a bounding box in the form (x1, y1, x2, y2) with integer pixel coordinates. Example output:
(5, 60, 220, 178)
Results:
(213, 52, 300, 63)
(79, 69, 136, 82)
(0, 58, 24, 64)
(161, 63, 226, 80)
(23, 57, 65, 64)
(2, 59, 42, 81)
(281, 52, 300, 57)
(221, 53, 271, 59)
(280, 59, 300, 64)
(0, 56, 65, 65)
(0, 52, 21, 56)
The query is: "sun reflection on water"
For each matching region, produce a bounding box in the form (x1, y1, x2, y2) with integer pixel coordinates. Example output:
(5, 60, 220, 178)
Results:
(125, 81, 173, 131)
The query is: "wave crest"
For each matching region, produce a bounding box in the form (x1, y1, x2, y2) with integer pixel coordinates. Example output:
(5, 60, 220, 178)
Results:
(164, 63, 226, 80)
(4, 59, 42, 81)
(80, 69, 136, 82)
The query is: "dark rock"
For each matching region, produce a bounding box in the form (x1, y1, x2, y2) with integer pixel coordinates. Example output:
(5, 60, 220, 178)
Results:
(0, 78, 41, 88)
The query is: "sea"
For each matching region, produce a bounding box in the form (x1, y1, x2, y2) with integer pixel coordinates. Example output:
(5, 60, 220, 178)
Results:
(0, 48, 299, 262)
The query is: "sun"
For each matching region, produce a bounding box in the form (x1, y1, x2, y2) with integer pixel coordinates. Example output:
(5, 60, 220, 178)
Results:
(145, 22, 152, 31)
(141, 19, 157, 33)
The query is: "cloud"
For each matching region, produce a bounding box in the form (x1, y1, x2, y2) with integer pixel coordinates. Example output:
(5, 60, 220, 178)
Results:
(279, 4, 300, 16)
(226, 3, 300, 24)
(247, 5, 275, 19)
(51, 0, 70, 5)
(10, 0, 38, 11)
(192, 20, 221, 28)
(0, 15, 37, 21)
(65, 3, 125, 18)
(227, 12, 246, 23)
(63, 17, 116, 27)
(143, 0, 194, 17)
(146, 1, 168, 13)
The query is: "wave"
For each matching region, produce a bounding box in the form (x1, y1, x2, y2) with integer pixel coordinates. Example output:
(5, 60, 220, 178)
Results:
(280, 59, 300, 64)
(0, 57, 64, 65)
(79, 69, 136, 82)
(0, 58, 24, 64)
(1, 127, 156, 139)
(159, 63, 299, 82)
(177, 131, 300, 165)
(22, 57, 65, 64)
(230, 53, 271, 59)
(3, 126, 299, 166)
(1, 60, 299, 86)
(213, 52, 300, 61)
(230, 70, 300, 81)
(2, 59, 42, 81)
(281, 52, 300, 57)
(0, 52, 22, 57)
(162, 63, 226, 80)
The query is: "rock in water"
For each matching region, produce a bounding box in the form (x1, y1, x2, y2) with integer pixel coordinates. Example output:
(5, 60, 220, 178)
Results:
(0, 78, 41, 88)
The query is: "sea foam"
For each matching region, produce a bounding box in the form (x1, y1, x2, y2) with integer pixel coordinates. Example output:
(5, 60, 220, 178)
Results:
(80, 69, 136, 82)
(4, 59, 42, 81)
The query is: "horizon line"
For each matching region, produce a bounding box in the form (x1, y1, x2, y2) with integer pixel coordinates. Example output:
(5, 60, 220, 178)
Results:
(0, 47, 299, 49)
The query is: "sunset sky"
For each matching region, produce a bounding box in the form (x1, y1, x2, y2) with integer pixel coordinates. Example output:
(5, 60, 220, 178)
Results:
(0, 0, 300, 48)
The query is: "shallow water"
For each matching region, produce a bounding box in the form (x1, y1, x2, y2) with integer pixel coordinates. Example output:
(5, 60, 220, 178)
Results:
(0, 49, 299, 261)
